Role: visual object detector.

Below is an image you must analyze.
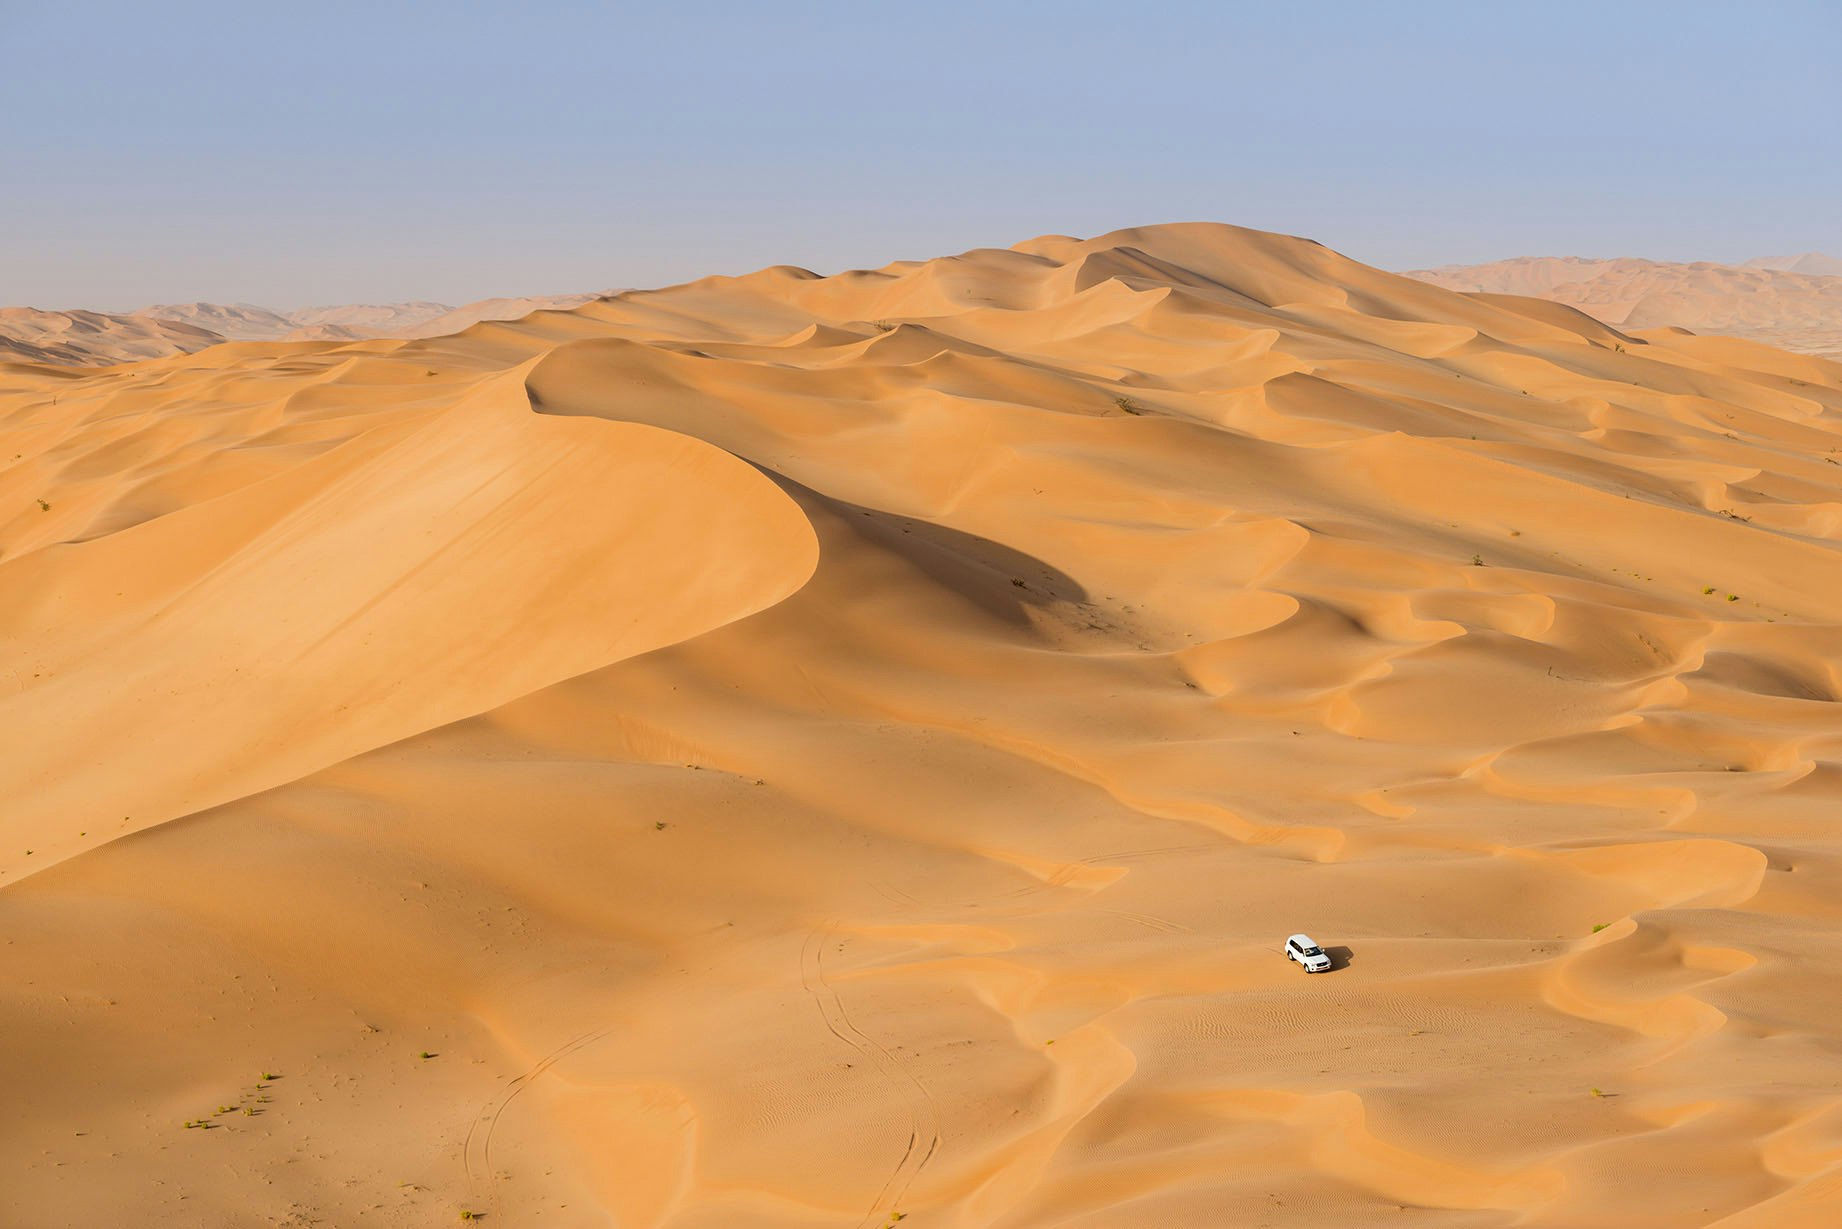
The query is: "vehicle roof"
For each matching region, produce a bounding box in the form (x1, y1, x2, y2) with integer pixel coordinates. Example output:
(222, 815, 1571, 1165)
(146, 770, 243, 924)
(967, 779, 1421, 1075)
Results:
(1287, 933, 1318, 946)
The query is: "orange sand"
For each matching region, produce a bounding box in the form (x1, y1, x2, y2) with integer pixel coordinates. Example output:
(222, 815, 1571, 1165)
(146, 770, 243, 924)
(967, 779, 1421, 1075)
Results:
(4, 223, 1842, 1227)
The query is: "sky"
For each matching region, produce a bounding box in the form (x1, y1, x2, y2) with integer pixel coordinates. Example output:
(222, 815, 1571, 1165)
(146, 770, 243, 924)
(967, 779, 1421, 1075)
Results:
(3, 0, 1838, 310)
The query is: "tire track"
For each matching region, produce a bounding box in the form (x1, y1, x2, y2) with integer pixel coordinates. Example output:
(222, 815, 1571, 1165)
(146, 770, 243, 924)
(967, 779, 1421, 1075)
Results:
(1098, 908, 1192, 934)
(799, 923, 942, 1227)
(463, 1026, 612, 1223)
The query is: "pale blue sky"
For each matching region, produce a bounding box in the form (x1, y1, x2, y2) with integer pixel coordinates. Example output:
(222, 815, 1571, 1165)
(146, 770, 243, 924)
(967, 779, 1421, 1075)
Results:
(3, 1, 1837, 310)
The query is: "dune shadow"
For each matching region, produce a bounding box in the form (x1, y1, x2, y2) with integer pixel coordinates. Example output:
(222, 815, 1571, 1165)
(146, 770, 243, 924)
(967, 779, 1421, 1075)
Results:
(780, 480, 1093, 630)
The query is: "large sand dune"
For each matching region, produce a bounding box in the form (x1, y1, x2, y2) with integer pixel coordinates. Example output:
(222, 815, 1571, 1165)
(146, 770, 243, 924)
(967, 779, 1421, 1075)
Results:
(5, 223, 1842, 1227)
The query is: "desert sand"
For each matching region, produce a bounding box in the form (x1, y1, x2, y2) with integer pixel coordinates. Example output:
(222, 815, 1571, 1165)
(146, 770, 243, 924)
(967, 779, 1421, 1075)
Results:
(1407, 256, 1842, 359)
(5, 222, 1842, 1228)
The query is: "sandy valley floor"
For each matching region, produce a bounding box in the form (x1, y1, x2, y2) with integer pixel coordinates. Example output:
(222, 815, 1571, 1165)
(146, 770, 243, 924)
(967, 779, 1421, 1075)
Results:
(5, 223, 1842, 1227)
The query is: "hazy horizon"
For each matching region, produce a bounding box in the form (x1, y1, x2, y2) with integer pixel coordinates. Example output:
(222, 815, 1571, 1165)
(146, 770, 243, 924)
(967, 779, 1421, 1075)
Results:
(26, 235, 1842, 320)
(6, 1, 1838, 311)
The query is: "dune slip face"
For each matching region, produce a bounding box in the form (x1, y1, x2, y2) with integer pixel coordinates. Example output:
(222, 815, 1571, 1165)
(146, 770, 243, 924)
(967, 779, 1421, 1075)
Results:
(4, 222, 1842, 1227)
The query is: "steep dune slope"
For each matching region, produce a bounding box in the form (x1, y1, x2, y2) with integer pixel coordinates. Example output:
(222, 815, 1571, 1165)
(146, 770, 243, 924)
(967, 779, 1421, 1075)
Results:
(5, 223, 1842, 1228)
(0, 352, 816, 875)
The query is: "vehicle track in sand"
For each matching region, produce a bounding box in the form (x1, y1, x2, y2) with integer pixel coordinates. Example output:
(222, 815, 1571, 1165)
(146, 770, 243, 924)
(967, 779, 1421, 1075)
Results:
(463, 1026, 613, 1223)
(800, 922, 943, 1227)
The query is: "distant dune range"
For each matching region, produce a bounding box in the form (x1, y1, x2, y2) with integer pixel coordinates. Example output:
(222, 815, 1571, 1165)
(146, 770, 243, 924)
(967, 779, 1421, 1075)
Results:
(1406, 254, 1842, 358)
(0, 306, 226, 366)
(138, 295, 612, 342)
(6, 224, 1842, 1227)
(0, 292, 611, 364)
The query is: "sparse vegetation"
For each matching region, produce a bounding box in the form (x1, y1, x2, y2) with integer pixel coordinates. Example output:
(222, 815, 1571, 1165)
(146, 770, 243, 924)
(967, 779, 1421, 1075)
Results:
(1114, 395, 1144, 415)
(1727, 594, 1740, 602)
(420, 1051, 436, 1060)
(1591, 923, 1609, 933)
(655, 821, 668, 830)
(1471, 554, 1484, 566)
(1702, 586, 1716, 595)
(36, 499, 49, 512)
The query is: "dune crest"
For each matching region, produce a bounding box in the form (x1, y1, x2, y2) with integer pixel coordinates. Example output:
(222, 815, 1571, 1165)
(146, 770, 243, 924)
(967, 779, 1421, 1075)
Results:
(5, 222, 1842, 1227)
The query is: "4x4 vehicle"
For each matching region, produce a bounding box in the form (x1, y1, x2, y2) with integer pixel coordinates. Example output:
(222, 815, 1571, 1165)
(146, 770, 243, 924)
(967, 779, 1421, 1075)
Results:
(1285, 933, 1332, 973)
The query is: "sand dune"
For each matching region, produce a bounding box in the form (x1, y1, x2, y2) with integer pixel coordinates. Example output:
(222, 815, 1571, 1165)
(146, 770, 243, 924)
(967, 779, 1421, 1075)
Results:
(1406, 256, 1842, 359)
(135, 294, 611, 346)
(12, 295, 616, 368)
(5, 222, 1842, 1227)
(0, 306, 224, 365)
(285, 300, 454, 335)
(403, 292, 609, 338)
(138, 300, 453, 341)
(136, 300, 303, 340)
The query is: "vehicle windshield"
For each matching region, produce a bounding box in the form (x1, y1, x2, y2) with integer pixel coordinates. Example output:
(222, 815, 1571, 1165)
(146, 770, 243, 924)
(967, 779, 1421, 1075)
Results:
(1302, 946, 1323, 956)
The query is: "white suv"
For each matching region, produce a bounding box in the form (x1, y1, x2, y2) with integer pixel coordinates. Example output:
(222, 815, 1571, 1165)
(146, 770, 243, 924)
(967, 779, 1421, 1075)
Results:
(1285, 933, 1332, 973)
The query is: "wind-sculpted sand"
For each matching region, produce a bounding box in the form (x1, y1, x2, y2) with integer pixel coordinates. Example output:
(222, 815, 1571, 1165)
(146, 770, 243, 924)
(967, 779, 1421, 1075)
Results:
(4, 223, 1842, 1227)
